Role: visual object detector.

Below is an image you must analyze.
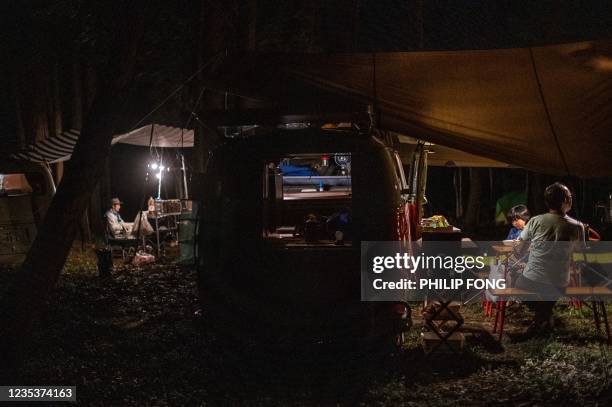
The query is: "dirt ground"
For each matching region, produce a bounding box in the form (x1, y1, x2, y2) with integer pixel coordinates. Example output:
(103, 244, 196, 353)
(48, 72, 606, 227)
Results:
(2, 248, 612, 406)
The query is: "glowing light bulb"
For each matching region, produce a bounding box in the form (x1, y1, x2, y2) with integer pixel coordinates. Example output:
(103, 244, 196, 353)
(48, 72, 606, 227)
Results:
(155, 173, 161, 179)
(151, 163, 158, 170)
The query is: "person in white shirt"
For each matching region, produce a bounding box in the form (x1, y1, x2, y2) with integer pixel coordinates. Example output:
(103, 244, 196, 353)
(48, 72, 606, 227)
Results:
(514, 182, 585, 336)
(105, 197, 133, 239)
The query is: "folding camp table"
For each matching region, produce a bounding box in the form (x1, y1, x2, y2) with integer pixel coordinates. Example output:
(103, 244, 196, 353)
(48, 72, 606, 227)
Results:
(422, 299, 464, 354)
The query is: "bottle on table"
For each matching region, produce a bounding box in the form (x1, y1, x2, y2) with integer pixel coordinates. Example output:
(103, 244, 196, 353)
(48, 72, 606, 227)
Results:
(148, 197, 155, 216)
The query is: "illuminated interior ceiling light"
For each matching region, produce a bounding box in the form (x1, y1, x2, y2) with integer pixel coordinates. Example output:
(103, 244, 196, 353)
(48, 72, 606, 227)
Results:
(277, 122, 310, 130)
(151, 163, 158, 170)
(218, 125, 259, 138)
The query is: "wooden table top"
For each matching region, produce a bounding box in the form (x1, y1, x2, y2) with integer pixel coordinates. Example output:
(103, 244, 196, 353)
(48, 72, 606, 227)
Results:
(491, 245, 515, 254)
(492, 286, 612, 297)
(491, 288, 534, 296)
(565, 286, 612, 296)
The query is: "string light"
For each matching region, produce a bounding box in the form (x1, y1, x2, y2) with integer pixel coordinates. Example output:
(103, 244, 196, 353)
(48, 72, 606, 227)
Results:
(148, 161, 171, 198)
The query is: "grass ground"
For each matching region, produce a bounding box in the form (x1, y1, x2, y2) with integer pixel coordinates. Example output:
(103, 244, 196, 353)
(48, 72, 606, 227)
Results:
(1, 248, 612, 406)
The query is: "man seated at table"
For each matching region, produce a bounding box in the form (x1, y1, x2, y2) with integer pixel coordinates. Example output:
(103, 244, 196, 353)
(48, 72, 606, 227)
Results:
(105, 197, 134, 239)
(514, 182, 585, 336)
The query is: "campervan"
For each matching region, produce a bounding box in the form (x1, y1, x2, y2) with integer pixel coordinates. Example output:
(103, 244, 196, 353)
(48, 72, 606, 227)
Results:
(195, 128, 418, 347)
(0, 159, 55, 265)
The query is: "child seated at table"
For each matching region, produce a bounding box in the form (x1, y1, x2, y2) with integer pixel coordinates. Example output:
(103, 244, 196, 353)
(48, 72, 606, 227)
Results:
(506, 205, 530, 240)
(485, 205, 531, 301)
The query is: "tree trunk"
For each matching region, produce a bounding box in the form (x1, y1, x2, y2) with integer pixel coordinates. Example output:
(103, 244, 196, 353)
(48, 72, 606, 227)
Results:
(247, 0, 257, 51)
(71, 54, 83, 130)
(527, 171, 548, 216)
(191, 0, 208, 175)
(68, 51, 93, 244)
(192, 0, 225, 177)
(50, 61, 66, 186)
(10, 73, 26, 149)
(415, 0, 424, 49)
(0, 1, 148, 380)
(464, 168, 484, 232)
(350, 0, 360, 51)
(33, 74, 50, 144)
(75, 55, 104, 238)
(454, 168, 463, 219)
(51, 62, 63, 136)
(88, 183, 105, 236)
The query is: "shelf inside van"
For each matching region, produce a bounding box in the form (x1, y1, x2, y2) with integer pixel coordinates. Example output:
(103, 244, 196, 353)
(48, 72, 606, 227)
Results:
(283, 191, 351, 200)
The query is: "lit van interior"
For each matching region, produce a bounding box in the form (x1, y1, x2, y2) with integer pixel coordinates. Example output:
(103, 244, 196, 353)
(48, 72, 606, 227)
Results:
(262, 153, 352, 246)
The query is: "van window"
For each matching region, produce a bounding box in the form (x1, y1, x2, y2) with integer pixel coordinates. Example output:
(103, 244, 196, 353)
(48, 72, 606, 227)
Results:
(392, 152, 408, 191)
(262, 153, 352, 246)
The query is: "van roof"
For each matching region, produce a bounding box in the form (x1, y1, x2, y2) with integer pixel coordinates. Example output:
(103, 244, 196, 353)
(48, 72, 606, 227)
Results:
(214, 128, 388, 157)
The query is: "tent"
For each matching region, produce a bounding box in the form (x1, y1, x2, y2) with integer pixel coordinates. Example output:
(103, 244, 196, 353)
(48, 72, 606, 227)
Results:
(203, 40, 612, 178)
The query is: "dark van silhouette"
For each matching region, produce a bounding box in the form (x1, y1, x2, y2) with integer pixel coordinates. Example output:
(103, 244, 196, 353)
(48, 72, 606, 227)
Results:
(195, 128, 414, 348)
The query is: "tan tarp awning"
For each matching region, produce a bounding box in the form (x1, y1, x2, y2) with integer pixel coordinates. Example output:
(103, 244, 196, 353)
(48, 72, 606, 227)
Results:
(205, 40, 612, 177)
(396, 136, 513, 168)
(422, 144, 513, 168)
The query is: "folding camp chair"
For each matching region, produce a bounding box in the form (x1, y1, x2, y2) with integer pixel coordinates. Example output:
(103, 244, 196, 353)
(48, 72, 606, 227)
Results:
(104, 223, 139, 263)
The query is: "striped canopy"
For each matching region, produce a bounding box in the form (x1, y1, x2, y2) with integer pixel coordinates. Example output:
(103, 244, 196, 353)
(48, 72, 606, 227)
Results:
(11, 125, 194, 163)
(12, 129, 81, 163)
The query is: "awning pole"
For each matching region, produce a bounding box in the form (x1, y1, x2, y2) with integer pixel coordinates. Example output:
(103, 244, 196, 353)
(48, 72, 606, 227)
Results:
(157, 158, 163, 199)
(181, 154, 189, 199)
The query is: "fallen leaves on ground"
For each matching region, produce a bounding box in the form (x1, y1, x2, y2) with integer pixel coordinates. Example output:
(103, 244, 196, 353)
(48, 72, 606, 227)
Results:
(1, 249, 611, 406)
